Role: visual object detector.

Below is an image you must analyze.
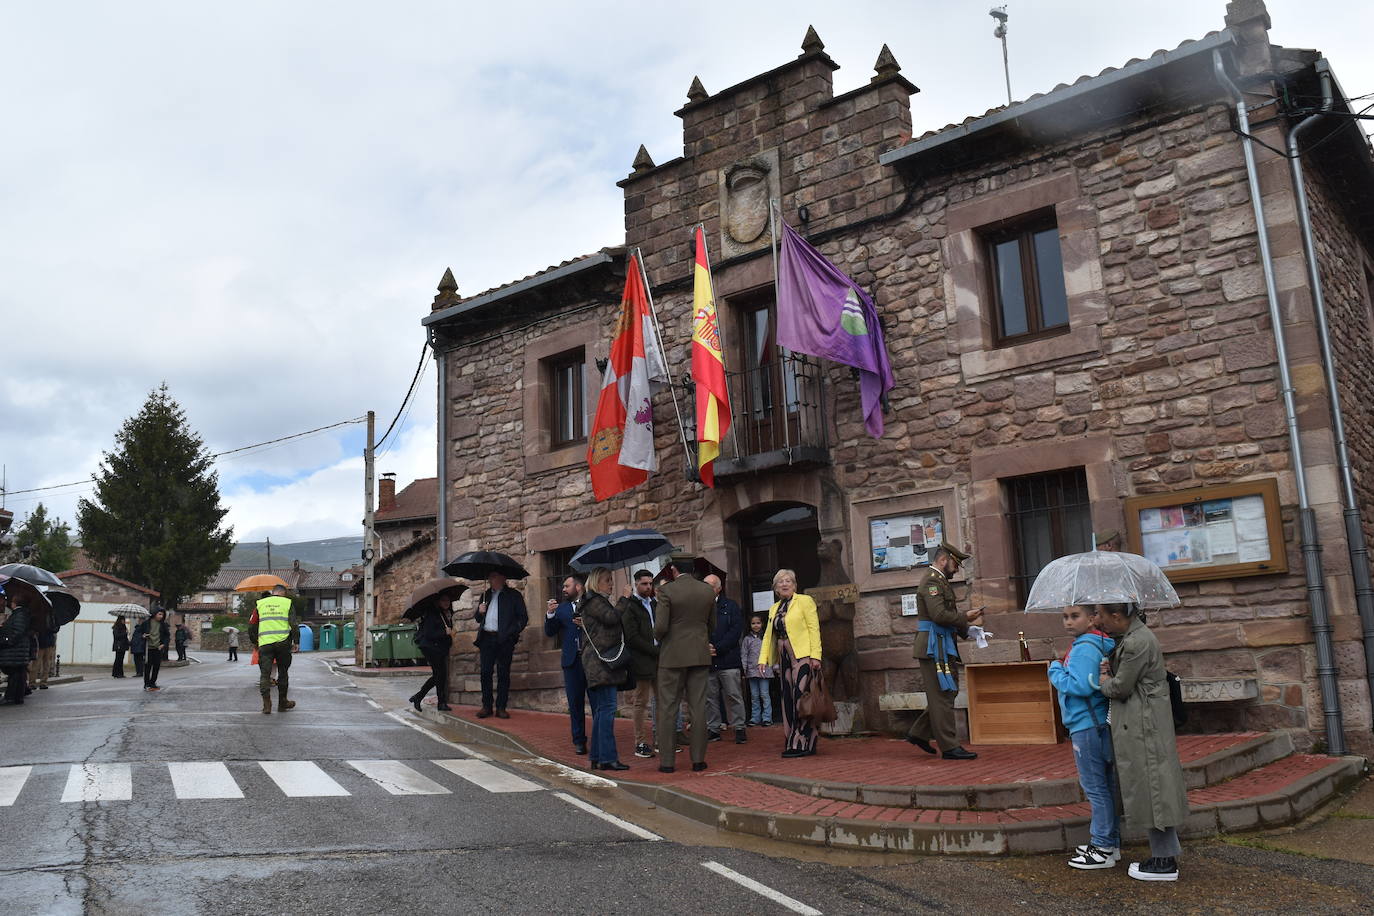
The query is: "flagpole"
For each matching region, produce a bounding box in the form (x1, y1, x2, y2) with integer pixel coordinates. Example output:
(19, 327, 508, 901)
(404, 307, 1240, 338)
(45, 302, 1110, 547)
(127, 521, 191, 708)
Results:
(635, 247, 693, 469)
(770, 199, 792, 453)
(694, 223, 744, 460)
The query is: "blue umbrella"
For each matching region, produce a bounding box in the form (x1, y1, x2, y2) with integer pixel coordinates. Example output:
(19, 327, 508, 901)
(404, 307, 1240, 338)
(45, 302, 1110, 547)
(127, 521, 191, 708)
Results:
(570, 529, 675, 572)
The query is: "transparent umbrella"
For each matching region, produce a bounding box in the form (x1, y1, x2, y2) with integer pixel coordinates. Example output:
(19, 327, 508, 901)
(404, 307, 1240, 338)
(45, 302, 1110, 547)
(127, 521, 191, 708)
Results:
(1024, 550, 1180, 611)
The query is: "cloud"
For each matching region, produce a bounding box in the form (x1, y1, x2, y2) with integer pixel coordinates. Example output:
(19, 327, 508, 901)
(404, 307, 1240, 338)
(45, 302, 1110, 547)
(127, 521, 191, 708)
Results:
(1, 0, 1368, 546)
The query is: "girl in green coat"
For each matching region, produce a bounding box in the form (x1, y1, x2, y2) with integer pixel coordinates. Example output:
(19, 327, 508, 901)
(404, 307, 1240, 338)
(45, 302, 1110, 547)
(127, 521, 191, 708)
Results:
(1097, 603, 1188, 882)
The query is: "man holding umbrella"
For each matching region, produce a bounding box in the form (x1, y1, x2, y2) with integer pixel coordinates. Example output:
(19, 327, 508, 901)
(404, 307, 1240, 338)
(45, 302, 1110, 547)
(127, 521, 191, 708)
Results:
(474, 572, 527, 718)
(250, 584, 299, 714)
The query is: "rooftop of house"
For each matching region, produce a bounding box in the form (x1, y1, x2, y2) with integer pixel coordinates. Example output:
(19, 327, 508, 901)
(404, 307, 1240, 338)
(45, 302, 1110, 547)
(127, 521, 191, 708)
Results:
(376, 477, 438, 524)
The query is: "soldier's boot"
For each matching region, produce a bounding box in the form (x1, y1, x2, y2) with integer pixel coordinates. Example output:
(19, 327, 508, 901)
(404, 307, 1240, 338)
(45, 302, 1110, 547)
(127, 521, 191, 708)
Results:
(278, 688, 295, 711)
(261, 693, 272, 715)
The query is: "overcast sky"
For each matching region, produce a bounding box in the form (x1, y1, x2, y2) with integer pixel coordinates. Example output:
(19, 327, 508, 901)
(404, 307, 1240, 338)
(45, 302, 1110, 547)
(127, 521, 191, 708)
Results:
(2, 1, 1369, 547)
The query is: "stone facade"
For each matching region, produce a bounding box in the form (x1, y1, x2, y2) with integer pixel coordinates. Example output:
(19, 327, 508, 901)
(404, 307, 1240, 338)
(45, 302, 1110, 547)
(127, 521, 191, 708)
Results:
(426, 5, 1374, 749)
(57, 570, 159, 608)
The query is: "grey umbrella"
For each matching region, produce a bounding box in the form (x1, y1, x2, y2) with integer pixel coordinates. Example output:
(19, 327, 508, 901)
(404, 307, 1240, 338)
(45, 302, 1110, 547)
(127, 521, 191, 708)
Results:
(0, 563, 64, 588)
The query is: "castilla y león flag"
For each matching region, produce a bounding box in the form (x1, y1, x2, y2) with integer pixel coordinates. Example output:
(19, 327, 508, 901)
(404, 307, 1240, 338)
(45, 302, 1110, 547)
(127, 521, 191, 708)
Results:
(588, 252, 667, 501)
(691, 226, 732, 487)
(776, 220, 895, 438)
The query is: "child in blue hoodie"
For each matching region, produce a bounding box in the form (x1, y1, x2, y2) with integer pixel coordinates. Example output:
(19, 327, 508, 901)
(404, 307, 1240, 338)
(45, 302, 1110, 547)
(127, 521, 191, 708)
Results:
(1048, 605, 1118, 870)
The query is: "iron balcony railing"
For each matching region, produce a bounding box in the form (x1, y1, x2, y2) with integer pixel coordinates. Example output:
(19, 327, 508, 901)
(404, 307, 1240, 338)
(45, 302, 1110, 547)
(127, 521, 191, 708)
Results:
(715, 351, 830, 471)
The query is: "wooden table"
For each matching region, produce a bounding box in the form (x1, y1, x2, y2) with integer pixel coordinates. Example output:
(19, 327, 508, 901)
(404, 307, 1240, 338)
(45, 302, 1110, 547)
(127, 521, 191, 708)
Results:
(964, 661, 1062, 745)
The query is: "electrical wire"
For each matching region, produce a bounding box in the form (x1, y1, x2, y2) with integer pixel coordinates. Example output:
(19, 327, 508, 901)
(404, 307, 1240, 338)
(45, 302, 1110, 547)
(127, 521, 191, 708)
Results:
(1, 415, 368, 498)
(375, 342, 429, 450)
(377, 357, 429, 460)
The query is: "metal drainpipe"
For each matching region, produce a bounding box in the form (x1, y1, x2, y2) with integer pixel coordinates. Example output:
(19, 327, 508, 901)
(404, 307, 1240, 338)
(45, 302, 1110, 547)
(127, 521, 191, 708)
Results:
(1288, 59, 1374, 729)
(432, 329, 448, 574)
(1214, 49, 1346, 755)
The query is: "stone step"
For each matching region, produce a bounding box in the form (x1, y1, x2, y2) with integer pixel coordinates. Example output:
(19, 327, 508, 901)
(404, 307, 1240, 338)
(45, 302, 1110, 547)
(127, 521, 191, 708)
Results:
(743, 730, 1295, 809)
(647, 753, 1367, 854)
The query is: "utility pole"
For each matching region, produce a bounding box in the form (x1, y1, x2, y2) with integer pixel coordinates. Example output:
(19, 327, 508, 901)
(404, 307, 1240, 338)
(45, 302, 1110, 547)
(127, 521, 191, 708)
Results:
(362, 410, 376, 668)
(266, 536, 273, 574)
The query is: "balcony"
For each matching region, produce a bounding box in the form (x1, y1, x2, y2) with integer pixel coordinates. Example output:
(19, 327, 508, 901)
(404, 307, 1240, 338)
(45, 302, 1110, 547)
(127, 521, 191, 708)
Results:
(712, 352, 830, 478)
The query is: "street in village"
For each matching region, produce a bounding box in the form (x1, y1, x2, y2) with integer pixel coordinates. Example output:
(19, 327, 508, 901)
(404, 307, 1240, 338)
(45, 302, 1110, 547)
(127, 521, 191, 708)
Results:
(5, 657, 1374, 915)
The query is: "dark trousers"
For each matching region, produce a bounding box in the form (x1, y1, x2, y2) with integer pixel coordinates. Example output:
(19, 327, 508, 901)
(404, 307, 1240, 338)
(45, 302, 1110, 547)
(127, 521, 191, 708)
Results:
(132, 653, 145, 678)
(908, 656, 960, 751)
(561, 660, 588, 744)
(656, 665, 708, 765)
(417, 645, 451, 705)
(143, 652, 162, 688)
(3, 666, 25, 703)
(228, 646, 238, 661)
(258, 640, 293, 695)
(478, 637, 517, 711)
(176, 646, 186, 661)
(112, 650, 126, 677)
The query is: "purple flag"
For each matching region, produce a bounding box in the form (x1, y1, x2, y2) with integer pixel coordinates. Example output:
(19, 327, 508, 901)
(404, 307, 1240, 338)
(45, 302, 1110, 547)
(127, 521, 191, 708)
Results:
(776, 221, 895, 438)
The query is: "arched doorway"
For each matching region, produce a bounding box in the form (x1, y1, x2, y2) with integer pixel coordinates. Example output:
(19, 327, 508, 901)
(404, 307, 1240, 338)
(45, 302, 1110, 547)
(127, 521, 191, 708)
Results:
(736, 502, 821, 612)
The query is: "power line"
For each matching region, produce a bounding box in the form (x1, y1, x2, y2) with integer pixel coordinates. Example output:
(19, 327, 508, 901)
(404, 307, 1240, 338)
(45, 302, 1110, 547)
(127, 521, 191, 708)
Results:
(1, 415, 369, 498)
(375, 342, 430, 450)
(377, 357, 429, 460)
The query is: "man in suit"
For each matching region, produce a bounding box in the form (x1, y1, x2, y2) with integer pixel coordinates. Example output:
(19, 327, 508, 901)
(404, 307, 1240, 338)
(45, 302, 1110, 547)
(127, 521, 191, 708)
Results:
(907, 542, 984, 760)
(544, 573, 588, 755)
(618, 569, 660, 759)
(704, 574, 746, 744)
(474, 572, 528, 718)
(653, 556, 716, 773)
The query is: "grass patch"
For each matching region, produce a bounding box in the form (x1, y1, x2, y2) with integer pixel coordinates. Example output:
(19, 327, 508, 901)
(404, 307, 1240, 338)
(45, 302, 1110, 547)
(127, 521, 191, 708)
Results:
(1222, 835, 1331, 860)
(1328, 811, 1374, 820)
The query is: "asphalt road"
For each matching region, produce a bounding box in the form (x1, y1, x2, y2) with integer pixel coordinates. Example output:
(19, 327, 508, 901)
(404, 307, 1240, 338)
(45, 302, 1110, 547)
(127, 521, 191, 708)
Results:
(5, 655, 1372, 915)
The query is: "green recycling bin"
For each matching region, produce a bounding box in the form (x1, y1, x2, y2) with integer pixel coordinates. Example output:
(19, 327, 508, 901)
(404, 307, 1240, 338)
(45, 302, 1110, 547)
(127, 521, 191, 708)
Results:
(388, 623, 424, 665)
(320, 624, 338, 651)
(342, 622, 356, 650)
(367, 625, 394, 666)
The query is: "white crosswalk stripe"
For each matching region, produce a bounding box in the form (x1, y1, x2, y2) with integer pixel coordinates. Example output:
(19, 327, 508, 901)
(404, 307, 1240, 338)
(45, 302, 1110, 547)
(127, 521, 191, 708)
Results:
(0, 766, 32, 806)
(347, 760, 451, 796)
(62, 763, 132, 802)
(168, 762, 244, 799)
(431, 758, 542, 793)
(259, 760, 351, 797)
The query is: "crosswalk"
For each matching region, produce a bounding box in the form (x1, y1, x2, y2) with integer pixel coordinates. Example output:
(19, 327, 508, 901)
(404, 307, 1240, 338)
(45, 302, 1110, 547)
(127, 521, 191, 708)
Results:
(0, 758, 542, 806)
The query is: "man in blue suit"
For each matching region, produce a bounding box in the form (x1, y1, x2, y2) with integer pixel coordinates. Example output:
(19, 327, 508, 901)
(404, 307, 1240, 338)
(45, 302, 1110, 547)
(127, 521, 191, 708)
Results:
(544, 573, 588, 755)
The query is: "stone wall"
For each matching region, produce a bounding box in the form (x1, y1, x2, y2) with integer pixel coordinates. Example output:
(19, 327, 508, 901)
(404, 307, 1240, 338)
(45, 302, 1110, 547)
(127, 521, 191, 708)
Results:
(433, 24, 1374, 751)
(59, 571, 157, 608)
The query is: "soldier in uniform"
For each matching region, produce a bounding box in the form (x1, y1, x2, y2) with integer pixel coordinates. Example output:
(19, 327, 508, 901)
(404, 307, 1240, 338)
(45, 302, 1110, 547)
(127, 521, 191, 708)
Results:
(1095, 529, 1123, 552)
(906, 542, 984, 760)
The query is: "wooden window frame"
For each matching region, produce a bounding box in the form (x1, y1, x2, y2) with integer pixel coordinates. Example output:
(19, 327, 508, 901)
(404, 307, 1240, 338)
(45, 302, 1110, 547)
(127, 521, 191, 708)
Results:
(547, 349, 587, 448)
(982, 208, 1069, 347)
(1123, 479, 1287, 584)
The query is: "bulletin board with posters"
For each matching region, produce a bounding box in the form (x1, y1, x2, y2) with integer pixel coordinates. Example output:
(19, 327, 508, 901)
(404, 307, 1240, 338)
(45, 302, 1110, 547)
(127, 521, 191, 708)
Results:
(1124, 479, 1287, 583)
(869, 510, 944, 574)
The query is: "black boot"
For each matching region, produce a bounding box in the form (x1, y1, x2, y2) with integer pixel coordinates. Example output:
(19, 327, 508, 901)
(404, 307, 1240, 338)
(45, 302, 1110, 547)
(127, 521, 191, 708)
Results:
(410, 692, 423, 712)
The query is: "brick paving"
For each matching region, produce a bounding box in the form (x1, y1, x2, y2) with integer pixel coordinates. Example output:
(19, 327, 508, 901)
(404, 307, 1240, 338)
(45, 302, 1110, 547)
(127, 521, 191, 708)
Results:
(427, 701, 1325, 824)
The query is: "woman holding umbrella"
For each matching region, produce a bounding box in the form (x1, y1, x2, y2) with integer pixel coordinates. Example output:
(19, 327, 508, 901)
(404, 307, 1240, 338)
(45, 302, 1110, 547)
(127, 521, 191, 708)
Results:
(112, 617, 130, 678)
(577, 567, 629, 771)
(1, 576, 48, 705)
(406, 578, 466, 713)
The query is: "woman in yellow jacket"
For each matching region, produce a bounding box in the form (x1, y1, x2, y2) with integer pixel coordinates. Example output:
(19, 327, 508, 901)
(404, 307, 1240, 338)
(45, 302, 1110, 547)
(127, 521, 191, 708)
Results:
(756, 568, 822, 758)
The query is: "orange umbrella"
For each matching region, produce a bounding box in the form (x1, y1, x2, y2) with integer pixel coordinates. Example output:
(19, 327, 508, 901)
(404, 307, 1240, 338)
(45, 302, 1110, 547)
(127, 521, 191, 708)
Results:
(234, 573, 289, 593)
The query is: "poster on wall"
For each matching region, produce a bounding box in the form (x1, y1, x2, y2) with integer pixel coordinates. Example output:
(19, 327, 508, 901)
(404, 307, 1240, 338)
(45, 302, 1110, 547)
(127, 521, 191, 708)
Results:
(870, 510, 943, 573)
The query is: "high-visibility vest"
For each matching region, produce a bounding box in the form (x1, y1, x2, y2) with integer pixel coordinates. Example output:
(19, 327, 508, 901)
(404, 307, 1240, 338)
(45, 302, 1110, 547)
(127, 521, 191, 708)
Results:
(256, 596, 293, 646)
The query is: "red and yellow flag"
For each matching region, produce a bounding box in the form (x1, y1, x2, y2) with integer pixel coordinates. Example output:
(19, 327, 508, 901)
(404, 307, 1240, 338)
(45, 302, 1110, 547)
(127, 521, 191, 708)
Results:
(691, 226, 731, 487)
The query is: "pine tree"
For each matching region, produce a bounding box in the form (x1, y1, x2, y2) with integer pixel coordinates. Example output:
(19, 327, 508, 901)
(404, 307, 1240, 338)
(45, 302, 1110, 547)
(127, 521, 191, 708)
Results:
(10, 503, 76, 571)
(78, 385, 234, 610)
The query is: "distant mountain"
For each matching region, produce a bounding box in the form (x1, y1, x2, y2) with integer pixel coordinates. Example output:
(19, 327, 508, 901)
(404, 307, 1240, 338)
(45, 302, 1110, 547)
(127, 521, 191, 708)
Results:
(228, 536, 363, 571)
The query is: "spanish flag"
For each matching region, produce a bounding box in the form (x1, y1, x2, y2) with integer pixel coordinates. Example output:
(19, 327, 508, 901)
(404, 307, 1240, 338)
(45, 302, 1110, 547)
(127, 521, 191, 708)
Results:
(691, 226, 731, 486)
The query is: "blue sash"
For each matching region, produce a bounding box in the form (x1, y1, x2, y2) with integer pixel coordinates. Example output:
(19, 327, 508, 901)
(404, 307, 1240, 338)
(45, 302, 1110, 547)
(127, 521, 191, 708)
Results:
(918, 619, 959, 692)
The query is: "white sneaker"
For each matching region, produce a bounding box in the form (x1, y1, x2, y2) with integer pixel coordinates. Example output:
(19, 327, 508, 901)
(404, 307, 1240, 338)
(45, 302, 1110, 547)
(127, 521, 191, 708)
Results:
(1128, 857, 1179, 881)
(1068, 845, 1119, 869)
(1073, 843, 1119, 859)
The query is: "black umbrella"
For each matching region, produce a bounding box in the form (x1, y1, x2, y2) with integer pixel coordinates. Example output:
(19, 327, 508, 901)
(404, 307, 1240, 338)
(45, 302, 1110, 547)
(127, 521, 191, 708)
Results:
(0, 563, 64, 588)
(40, 586, 80, 626)
(442, 550, 529, 580)
(570, 529, 674, 572)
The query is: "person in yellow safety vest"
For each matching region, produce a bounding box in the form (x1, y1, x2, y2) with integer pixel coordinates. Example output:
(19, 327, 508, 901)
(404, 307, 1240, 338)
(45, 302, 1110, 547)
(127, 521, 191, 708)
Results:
(249, 585, 299, 714)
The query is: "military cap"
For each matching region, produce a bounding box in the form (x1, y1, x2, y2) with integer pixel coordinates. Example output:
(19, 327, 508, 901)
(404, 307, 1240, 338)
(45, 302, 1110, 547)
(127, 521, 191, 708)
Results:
(938, 541, 970, 563)
(1094, 529, 1122, 547)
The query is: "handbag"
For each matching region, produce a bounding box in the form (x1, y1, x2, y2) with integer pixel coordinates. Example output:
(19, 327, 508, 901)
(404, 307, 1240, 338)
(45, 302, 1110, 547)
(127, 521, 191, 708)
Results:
(578, 618, 631, 672)
(796, 666, 837, 723)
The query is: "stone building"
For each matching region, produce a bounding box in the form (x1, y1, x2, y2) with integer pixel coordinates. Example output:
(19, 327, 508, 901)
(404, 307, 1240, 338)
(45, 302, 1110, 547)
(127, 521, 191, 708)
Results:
(58, 569, 160, 608)
(351, 475, 439, 662)
(423, 2, 1374, 752)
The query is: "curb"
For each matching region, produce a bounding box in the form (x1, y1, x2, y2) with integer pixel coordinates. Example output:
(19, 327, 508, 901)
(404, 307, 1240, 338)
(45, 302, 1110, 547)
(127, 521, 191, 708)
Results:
(41, 675, 85, 686)
(330, 660, 427, 678)
(405, 709, 1363, 854)
(746, 730, 1296, 809)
